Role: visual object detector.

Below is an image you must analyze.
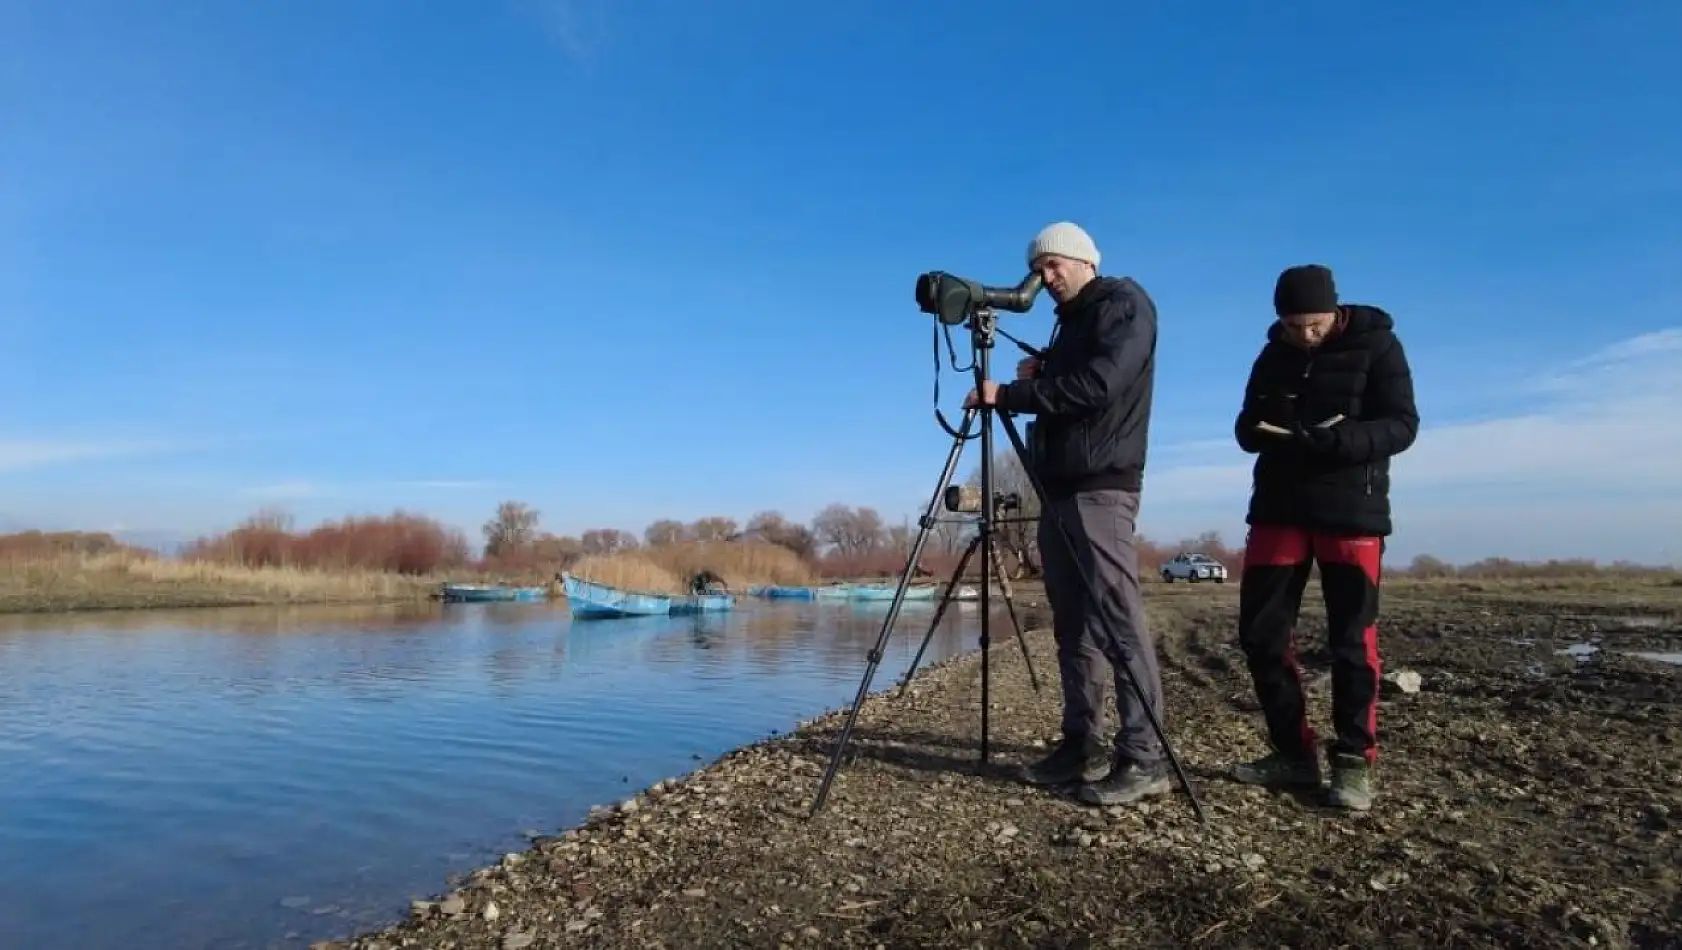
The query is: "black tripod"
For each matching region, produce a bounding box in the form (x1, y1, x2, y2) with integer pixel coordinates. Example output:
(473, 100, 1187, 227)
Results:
(896, 518, 1041, 698)
(807, 304, 1208, 827)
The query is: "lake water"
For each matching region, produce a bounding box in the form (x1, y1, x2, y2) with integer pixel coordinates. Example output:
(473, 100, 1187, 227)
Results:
(0, 596, 1027, 950)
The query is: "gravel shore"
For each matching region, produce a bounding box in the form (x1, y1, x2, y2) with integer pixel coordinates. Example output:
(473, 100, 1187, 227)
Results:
(331, 582, 1682, 949)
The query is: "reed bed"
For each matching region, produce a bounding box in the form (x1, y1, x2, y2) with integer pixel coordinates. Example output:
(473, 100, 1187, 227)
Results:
(0, 552, 439, 613)
(568, 541, 818, 595)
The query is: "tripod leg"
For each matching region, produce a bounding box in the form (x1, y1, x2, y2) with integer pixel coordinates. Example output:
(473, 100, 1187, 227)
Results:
(897, 532, 979, 697)
(988, 540, 1041, 692)
(995, 411, 1209, 827)
(810, 408, 978, 817)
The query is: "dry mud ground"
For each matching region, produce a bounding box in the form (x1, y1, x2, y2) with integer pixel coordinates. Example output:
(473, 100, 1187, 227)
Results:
(340, 578, 1682, 950)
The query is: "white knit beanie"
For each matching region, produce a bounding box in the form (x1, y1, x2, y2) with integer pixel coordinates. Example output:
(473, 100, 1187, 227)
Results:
(1026, 222, 1100, 269)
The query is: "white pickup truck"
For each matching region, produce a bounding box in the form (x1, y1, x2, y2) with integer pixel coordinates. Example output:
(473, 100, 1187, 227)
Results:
(1160, 553, 1229, 584)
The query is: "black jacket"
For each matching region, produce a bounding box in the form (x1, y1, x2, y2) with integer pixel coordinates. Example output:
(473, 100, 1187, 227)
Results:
(1234, 304, 1419, 537)
(997, 276, 1157, 498)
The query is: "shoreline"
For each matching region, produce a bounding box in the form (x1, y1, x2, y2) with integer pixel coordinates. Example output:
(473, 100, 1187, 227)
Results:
(324, 584, 1682, 949)
(0, 591, 441, 616)
(4, 570, 1677, 618)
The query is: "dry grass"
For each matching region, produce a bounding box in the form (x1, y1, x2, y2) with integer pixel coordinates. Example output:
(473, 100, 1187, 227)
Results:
(0, 552, 440, 614)
(567, 553, 686, 595)
(569, 541, 818, 595)
(645, 540, 815, 587)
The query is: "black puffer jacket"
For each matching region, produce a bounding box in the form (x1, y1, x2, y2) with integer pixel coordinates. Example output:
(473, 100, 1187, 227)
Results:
(1234, 304, 1419, 537)
(997, 276, 1157, 498)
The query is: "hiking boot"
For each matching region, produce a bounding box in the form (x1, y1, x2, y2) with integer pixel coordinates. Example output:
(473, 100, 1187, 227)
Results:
(1327, 753, 1375, 811)
(1228, 750, 1323, 789)
(1076, 757, 1172, 806)
(1020, 736, 1109, 786)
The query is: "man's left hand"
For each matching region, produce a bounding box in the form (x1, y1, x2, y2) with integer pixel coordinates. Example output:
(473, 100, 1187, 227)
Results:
(964, 381, 1000, 409)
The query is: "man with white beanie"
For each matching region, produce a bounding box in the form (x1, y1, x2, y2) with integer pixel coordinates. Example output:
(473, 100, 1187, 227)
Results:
(964, 221, 1169, 806)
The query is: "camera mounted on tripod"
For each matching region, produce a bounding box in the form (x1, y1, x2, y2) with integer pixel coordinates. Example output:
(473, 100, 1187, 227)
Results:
(914, 270, 1044, 326)
(943, 485, 1021, 517)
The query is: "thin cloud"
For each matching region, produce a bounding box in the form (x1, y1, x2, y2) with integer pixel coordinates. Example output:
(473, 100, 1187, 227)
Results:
(0, 438, 176, 474)
(240, 480, 329, 500)
(520, 0, 608, 65)
(1144, 325, 1682, 508)
(394, 479, 498, 491)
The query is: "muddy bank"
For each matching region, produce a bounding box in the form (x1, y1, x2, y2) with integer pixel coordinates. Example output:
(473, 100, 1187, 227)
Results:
(334, 585, 1682, 950)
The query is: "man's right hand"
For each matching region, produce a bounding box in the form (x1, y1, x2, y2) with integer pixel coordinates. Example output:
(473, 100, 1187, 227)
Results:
(1016, 357, 1041, 381)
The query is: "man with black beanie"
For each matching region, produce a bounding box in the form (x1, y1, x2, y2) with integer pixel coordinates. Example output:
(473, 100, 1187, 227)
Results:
(1226, 263, 1419, 811)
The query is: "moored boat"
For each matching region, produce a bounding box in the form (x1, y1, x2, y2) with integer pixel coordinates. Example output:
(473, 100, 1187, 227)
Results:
(559, 573, 673, 619)
(813, 583, 938, 602)
(441, 583, 549, 603)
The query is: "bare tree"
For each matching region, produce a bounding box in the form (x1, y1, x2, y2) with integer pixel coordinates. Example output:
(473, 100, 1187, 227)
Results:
(243, 506, 296, 533)
(688, 516, 739, 543)
(531, 532, 585, 565)
(811, 504, 884, 557)
(482, 500, 541, 559)
(745, 510, 818, 560)
(580, 528, 637, 555)
(644, 519, 687, 547)
(885, 521, 912, 558)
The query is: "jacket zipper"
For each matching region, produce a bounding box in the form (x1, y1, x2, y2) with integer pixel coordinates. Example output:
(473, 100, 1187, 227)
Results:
(1364, 465, 1372, 496)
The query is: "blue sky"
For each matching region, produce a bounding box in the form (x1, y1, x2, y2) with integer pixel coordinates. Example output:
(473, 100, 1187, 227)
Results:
(3, 0, 1679, 565)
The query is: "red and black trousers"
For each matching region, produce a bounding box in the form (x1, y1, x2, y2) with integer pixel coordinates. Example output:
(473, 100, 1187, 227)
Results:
(1237, 524, 1384, 764)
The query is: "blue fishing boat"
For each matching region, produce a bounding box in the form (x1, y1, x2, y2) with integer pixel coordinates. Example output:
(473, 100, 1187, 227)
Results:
(761, 585, 815, 600)
(814, 583, 938, 602)
(441, 583, 550, 603)
(670, 592, 737, 615)
(849, 583, 938, 602)
(560, 572, 672, 619)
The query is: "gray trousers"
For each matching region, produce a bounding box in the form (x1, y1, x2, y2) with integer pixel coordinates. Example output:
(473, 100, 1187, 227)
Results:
(1037, 489, 1164, 764)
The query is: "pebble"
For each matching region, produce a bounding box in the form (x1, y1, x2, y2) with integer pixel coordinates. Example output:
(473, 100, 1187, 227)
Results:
(483, 900, 501, 921)
(502, 931, 535, 949)
(1383, 669, 1425, 695)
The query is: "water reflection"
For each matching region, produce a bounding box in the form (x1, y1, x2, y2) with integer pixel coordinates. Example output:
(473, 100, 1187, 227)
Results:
(0, 597, 1001, 950)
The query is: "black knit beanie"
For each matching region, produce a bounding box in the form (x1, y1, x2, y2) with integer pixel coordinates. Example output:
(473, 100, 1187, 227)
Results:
(1273, 264, 1338, 316)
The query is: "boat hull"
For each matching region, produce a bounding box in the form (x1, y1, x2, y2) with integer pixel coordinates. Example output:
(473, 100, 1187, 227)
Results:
(814, 583, 938, 602)
(441, 584, 549, 603)
(560, 573, 672, 619)
(669, 593, 736, 615)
